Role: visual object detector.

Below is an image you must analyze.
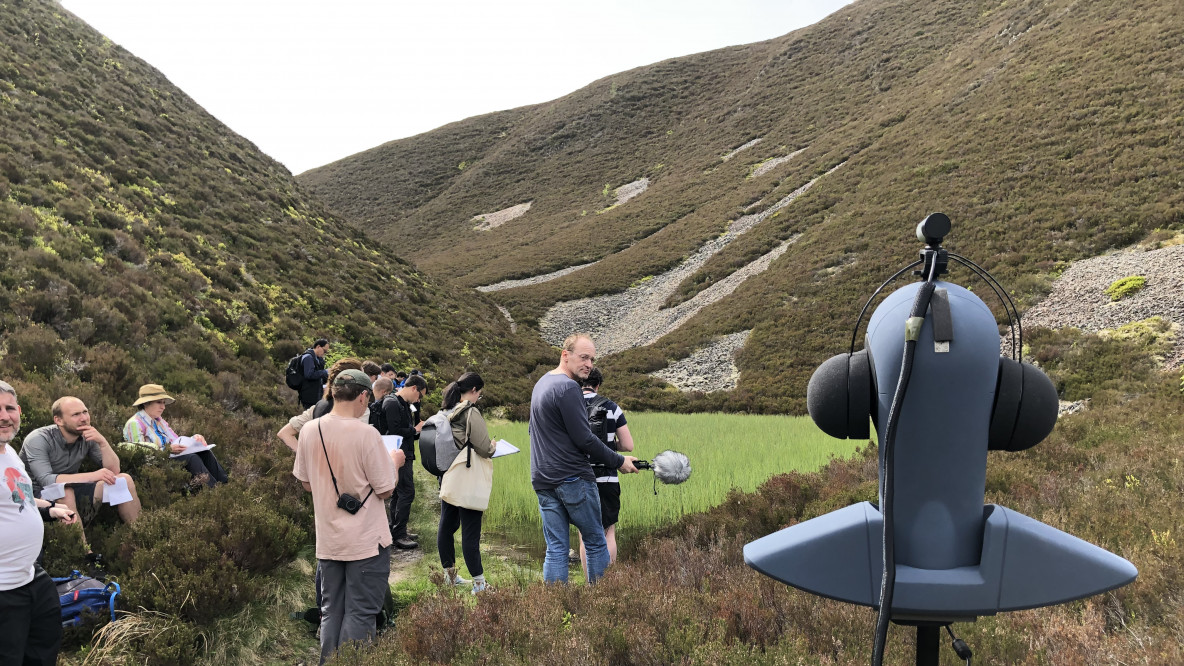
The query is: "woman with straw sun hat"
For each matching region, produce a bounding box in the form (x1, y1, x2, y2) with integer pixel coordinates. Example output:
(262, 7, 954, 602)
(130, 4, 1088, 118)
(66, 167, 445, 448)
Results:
(123, 384, 228, 487)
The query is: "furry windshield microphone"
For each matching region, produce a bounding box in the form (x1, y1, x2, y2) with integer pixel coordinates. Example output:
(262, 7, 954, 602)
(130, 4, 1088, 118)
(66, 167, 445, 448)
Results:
(635, 450, 691, 494)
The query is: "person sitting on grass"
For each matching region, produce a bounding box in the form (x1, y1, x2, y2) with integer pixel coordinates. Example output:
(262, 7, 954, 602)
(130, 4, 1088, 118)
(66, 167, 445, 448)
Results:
(123, 384, 228, 488)
(21, 396, 141, 525)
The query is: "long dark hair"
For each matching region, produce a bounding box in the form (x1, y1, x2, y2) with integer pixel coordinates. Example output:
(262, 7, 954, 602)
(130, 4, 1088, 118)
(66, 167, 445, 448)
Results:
(442, 371, 484, 410)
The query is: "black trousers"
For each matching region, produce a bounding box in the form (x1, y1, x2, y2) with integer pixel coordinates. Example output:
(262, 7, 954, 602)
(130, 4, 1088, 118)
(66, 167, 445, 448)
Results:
(437, 500, 483, 576)
(177, 450, 229, 487)
(388, 461, 415, 539)
(0, 566, 61, 666)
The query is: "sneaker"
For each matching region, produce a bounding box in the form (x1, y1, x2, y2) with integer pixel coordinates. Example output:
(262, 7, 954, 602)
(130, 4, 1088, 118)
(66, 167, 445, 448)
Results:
(471, 580, 488, 595)
(445, 567, 470, 586)
(393, 538, 419, 550)
(407, 532, 420, 541)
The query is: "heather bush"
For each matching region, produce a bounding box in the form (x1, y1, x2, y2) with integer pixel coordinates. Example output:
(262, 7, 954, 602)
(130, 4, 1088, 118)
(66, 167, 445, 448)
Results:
(112, 444, 193, 510)
(2, 322, 65, 377)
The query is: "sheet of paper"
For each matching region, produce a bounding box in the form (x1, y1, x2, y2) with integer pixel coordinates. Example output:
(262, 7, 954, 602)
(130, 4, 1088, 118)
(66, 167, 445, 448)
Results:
(169, 436, 215, 458)
(103, 477, 133, 506)
(492, 439, 520, 458)
(40, 482, 66, 502)
(382, 435, 403, 453)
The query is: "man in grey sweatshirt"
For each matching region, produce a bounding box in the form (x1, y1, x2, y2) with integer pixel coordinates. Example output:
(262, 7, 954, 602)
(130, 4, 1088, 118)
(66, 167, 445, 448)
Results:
(530, 333, 638, 583)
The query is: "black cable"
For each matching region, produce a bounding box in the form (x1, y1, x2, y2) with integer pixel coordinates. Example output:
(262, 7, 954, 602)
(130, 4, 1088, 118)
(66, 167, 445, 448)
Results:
(849, 260, 924, 355)
(948, 253, 1023, 361)
(947, 256, 1017, 359)
(945, 624, 973, 665)
(871, 257, 940, 666)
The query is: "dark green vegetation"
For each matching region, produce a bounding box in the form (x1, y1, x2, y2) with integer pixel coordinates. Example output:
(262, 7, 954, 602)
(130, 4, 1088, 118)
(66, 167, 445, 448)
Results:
(304, 0, 1183, 414)
(330, 330, 1183, 665)
(1, 0, 552, 660)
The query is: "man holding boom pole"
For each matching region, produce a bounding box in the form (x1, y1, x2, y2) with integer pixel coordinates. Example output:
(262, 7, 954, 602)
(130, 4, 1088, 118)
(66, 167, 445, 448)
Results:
(529, 334, 638, 584)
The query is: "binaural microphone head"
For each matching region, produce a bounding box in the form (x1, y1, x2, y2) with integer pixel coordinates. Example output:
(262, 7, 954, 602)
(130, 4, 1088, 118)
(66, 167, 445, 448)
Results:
(916, 212, 951, 247)
(650, 450, 692, 484)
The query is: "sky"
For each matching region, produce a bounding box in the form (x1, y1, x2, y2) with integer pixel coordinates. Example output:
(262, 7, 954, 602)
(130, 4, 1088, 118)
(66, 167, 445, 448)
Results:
(60, 0, 854, 174)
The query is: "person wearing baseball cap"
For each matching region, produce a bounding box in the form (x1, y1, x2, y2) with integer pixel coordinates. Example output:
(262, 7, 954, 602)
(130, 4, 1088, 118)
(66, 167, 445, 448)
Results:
(293, 368, 399, 663)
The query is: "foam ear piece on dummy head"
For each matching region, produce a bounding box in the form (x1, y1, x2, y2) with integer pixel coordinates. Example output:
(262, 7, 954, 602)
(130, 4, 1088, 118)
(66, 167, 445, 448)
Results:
(807, 350, 872, 440)
(988, 358, 1059, 452)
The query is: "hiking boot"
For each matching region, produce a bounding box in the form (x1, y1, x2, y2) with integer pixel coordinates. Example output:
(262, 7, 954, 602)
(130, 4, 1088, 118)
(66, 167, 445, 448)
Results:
(445, 567, 469, 586)
(406, 532, 419, 541)
(393, 538, 419, 550)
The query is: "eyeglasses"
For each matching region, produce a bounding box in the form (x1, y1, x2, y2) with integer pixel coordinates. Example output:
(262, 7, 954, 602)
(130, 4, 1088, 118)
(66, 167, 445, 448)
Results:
(568, 353, 595, 363)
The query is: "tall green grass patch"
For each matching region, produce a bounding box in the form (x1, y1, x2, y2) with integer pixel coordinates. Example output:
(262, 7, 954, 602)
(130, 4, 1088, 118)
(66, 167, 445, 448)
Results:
(485, 412, 862, 547)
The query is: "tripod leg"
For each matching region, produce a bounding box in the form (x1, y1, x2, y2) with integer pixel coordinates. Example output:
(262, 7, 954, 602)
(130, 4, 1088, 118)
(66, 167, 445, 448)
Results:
(916, 625, 940, 666)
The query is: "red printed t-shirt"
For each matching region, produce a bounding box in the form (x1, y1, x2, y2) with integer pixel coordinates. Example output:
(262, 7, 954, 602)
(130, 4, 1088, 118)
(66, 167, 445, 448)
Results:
(293, 413, 395, 561)
(0, 446, 44, 590)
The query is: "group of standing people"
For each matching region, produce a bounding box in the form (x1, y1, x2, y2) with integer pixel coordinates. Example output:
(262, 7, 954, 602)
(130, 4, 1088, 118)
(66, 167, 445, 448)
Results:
(281, 346, 494, 664)
(283, 333, 639, 663)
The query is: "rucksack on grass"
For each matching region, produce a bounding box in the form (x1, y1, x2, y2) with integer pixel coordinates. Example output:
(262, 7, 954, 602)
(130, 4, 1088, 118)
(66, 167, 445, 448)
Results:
(54, 570, 120, 626)
(284, 353, 306, 390)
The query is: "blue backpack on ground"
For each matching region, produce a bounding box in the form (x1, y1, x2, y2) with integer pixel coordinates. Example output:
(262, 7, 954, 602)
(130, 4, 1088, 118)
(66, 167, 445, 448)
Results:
(53, 570, 120, 626)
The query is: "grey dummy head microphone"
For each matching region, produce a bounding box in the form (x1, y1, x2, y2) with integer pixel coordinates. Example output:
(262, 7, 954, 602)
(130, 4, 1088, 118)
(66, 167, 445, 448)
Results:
(744, 215, 1137, 666)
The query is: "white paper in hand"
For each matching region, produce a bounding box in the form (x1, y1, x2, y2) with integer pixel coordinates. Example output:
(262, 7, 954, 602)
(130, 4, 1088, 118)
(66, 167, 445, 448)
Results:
(103, 477, 134, 506)
(40, 482, 66, 502)
(381, 435, 403, 453)
(169, 436, 215, 458)
(491, 439, 520, 458)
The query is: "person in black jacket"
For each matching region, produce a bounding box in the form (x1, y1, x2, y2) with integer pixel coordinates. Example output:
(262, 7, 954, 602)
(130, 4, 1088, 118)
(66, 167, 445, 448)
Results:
(380, 374, 425, 549)
(298, 339, 330, 409)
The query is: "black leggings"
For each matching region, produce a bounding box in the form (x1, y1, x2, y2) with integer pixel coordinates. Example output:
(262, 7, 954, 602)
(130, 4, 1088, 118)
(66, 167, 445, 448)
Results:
(177, 450, 229, 487)
(437, 501, 483, 576)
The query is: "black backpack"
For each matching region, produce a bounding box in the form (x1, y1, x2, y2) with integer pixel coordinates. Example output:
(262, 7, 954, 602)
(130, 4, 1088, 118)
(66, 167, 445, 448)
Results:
(585, 395, 612, 445)
(284, 353, 307, 390)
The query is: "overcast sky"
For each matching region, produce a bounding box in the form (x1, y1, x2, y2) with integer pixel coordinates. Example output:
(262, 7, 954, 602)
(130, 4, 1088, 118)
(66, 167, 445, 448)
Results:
(60, 0, 853, 174)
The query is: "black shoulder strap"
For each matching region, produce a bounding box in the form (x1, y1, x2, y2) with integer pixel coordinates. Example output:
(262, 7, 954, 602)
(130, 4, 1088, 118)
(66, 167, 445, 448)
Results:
(586, 394, 610, 416)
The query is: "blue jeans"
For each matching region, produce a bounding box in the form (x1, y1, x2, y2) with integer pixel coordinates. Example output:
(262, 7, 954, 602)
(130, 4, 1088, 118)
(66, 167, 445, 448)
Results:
(537, 478, 608, 583)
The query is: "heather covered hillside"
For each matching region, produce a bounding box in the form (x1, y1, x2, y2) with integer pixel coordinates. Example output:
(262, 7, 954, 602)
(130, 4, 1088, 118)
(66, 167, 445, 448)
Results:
(0, 0, 555, 421)
(0, 1, 553, 656)
(303, 0, 1184, 414)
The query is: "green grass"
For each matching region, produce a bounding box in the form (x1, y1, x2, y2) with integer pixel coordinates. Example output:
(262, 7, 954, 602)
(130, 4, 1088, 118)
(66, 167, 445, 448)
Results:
(485, 412, 863, 545)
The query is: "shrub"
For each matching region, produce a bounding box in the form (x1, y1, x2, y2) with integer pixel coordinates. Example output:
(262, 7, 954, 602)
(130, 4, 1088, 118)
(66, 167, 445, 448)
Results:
(79, 342, 142, 399)
(113, 445, 193, 510)
(40, 520, 90, 575)
(1105, 275, 1147, 301)
(2, 323, 65, 376)
(117, 484, 306, 624)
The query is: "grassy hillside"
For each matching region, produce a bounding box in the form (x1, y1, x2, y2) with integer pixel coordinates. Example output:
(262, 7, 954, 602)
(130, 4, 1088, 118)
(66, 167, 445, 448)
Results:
(0, 0, 552, 659)
(303, 0, 1184, 414)
(0, 0, 556, 414)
